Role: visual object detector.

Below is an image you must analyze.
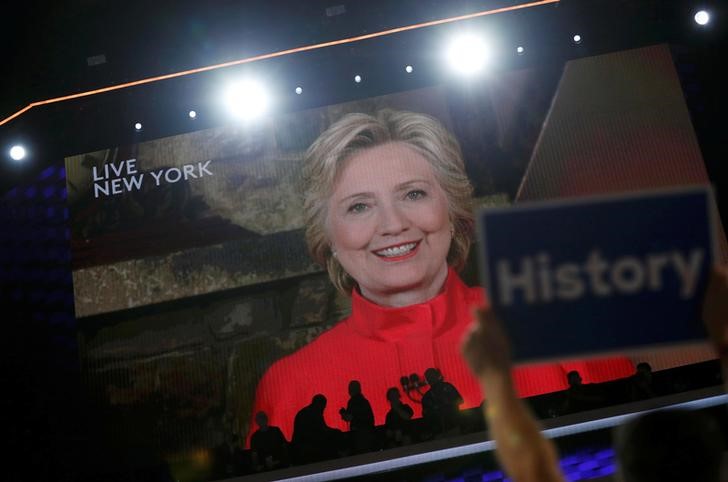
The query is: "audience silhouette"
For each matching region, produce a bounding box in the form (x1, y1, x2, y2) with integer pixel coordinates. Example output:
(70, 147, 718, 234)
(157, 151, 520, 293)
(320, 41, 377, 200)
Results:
(628, 362, 657, 401)
(340, 380, 375, 453)
(422, 367, 464, 435)
(616, 408, 724, 482)
(291, 394, 342, 464)
(250, 411, 289, 471)
(560, 370, 605, 414)
(384, 387, 414, 447)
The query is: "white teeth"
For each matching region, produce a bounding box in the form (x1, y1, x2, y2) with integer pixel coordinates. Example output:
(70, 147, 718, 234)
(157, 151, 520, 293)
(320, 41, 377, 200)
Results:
(376, 242, 417, 257)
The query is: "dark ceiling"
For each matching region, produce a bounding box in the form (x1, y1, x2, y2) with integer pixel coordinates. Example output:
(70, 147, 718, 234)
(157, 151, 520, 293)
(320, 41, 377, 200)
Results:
(2, 0, 721, 114)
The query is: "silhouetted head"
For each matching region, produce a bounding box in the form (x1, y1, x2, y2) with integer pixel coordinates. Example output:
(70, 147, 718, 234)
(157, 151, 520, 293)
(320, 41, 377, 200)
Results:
(567, 370, 582, 387)
(386, 387, 401, 404)
(616, 409, 724, 482)
(348, 380, 362, 397)
(254, 411, 268, 429)
(311, 394, 327, 412)
(635, 362, 652, 383)
(636, 362, 652, 379)
(424, 368, 442, 386)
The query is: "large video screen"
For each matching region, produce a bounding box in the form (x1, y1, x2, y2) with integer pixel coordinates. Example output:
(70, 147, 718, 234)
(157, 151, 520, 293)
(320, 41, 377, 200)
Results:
(64, 44, 724, 480)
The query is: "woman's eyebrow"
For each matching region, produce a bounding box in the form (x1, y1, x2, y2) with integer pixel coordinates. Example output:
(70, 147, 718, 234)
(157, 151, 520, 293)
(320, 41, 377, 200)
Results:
(337, 191, 375, 204)
(335, 179, 433, 204)
(395, 179, 432, 190)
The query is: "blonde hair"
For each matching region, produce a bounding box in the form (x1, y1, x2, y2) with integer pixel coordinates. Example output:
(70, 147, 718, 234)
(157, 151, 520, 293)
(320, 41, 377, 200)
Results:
(301, 109, 474, 295)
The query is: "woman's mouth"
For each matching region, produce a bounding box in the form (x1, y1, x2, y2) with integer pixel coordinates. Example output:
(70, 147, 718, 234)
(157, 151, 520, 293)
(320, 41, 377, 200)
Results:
(373, 241, 420, 260)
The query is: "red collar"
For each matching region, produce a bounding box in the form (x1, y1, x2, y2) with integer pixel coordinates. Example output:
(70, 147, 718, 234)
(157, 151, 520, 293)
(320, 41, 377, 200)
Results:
(344, 268, 471, 342)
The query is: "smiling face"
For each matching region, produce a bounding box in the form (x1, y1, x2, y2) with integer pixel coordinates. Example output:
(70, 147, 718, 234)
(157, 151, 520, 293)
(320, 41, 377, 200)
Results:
(326, 142, 452, 307)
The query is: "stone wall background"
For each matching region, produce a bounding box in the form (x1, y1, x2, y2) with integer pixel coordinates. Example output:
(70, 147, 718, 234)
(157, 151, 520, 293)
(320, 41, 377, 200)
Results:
(79, 271, 343, 455)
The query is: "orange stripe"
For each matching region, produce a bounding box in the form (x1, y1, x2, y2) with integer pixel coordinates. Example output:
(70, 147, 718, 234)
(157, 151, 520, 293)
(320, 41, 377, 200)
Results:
(1, 0, 558, 127)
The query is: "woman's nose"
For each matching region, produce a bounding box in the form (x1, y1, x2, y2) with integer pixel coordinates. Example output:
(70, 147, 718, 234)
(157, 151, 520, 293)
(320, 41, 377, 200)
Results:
(378, 203, 410, 236)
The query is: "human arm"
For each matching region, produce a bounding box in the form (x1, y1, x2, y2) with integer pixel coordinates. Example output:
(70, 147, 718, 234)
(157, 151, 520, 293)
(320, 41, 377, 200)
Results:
(462, 308, 565, 482)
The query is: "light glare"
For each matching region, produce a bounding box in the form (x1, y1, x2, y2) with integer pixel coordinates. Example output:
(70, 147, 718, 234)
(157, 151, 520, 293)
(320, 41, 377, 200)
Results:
(9, 145, 26, 161)
(573, 34, 582, 44)
(224, 79, 270, 120)
(134, 122, 143, 131)
(188, 110, 197, 119)
(516, 46, 525, 54)
(446, 34, 490, 75)
(695, 10, 710, 26)
(354, 74, 362, 83)
(295, 86, 303, 95)
(405, 65, 413, 73)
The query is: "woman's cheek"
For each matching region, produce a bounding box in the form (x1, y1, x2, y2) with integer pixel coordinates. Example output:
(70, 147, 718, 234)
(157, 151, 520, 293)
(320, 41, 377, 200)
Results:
(332, 217, 375, 250)
(414, 200, 449, 233)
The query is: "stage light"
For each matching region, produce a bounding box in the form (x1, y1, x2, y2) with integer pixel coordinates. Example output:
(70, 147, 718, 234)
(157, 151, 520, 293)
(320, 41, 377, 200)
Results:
(516, 46, 525, 55)
(295, 86, 303, 95)
(354, 74, 362, 83)
(573, 34, 582, 44)
(134, 122, 143, 131)
(223, 79, 270, 120)
(694, 10, 710, 26)
(9, 145, 26, 161)
(405, 65, 414, 73)
(445, 34, 491, 75)
(188, 110, 197, 119)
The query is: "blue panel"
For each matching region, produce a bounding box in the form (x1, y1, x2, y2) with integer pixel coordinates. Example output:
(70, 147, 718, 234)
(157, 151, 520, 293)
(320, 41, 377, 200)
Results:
(477, 187, 715, 362)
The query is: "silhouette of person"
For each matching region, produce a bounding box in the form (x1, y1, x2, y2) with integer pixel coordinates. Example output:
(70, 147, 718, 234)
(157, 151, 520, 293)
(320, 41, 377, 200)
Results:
(250, 411, 289, 471)
(384, 387, 414, 447)
(339, 380, 375, 453)
(629, 362, 657, 401)
(560, 370, 605, 415)
(339, 381, 375, 430)
(616, 408, 724, 482)
(422, 367, 464, 435)
(291, 394, 341, 463)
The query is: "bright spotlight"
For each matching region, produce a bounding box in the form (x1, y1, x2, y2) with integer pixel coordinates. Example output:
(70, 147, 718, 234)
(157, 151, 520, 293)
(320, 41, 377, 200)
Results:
(9, 145, 26, 161)
(405, 65, 414, 73)
(224, 79, 270, 120)
(295, 86, 303, 95)
(354, 74, 362, 83)
(573, 34, 582, 44)
(188, 110, 197, 119)
(445, 34, 490, 75)
(516, 46, 525, 55)
(694, 10, 710, 26)
(134, 122, 143, 131)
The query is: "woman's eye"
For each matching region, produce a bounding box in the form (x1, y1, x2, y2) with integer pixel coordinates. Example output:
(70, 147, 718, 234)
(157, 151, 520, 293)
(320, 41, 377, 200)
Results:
(406, 190, 426, 201)
(348, 202, 369, 214)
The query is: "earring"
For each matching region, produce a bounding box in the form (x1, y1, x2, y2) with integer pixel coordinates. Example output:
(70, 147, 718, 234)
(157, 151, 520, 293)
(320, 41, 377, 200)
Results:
(332, 249, 338, 258)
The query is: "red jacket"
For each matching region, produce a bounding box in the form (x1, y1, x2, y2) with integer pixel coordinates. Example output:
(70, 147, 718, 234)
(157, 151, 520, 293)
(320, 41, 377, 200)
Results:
(249, 269, 634, 444)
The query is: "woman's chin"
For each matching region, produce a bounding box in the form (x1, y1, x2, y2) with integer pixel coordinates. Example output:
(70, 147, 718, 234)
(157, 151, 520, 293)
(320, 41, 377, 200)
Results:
(359, 267, 448, 305)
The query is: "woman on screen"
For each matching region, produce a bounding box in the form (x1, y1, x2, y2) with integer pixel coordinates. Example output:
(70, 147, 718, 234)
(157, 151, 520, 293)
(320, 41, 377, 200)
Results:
(250, 109, 634, 442)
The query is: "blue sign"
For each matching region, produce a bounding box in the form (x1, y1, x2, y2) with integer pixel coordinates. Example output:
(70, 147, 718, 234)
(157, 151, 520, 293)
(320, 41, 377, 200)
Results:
(476, 186, 717, 363)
